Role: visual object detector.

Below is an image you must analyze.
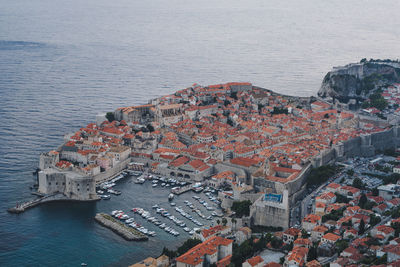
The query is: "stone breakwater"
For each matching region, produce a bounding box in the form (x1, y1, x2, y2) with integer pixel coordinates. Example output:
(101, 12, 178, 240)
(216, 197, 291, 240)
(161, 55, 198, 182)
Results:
(7, 193, 99, 214)
(94, 213, 148, 241)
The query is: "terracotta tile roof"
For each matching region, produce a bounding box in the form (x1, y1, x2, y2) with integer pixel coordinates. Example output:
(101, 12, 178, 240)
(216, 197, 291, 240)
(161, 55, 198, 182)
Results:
(263, 262, 281, 267)
(176, 236, 233, 266)
(322, 233, 341, 242)
(201, 225, 229, 239)
(306, 260, 321, 267)
(245, 255, 264, 267)
(303, 214, 321, 224)
(284, 228, 301, 237)
(169, 156, 190, 167)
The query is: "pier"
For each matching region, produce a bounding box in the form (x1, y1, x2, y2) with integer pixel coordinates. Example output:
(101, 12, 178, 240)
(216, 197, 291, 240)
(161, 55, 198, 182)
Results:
(171, 185, 192, 195)
(94, 213, 148, 241)
(7, 193, 99, 214)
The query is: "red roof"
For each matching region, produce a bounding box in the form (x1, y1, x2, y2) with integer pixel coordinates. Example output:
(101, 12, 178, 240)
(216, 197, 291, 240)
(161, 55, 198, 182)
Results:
(169, 156, 190, 167)
(176, 236, 233, 266)
(245, 255, 264, 266)
(230, 157, 259, 167)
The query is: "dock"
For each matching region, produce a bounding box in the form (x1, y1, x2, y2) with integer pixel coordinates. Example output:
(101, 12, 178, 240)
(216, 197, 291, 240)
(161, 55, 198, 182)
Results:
(171, 185, 192, 195)
(94, 213, 148, 241)
(7, 193, 99, 214)
(8, 197, 45, 214)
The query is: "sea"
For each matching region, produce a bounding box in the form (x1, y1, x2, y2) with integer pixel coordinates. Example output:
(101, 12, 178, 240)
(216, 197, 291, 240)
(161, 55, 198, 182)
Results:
(0, 0, 399, 266)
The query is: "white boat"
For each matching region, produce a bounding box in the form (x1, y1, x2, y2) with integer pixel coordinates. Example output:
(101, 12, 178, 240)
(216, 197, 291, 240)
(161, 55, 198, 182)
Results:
(135, 178, 145, 184)
(168, 193, 174, 201)
(125, 218, 134, 223)
(111, 210, 122, 216)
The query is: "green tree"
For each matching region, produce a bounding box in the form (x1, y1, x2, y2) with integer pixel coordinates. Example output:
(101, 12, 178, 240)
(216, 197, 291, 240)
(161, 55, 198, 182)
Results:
(352, 177, 363, 189)
(176, 238, 202, 255)
(358, 219, 365, 235)
(347, 169, 354, 176)
(307, 243, 318, 262)
(359, 194, 368, 209)
(106, 112, 115, 122)
(335, 240, 349, 253)
(372, 187, 379, 196)
(370, 214, 381, 226)
(161, 247, 176, 258)
(231, 200, 252, 218)
(222, 218, 227, 226)
(301, 229, 310, 238)
(307, 165, 338, 187)
(146, 124, 154, 132)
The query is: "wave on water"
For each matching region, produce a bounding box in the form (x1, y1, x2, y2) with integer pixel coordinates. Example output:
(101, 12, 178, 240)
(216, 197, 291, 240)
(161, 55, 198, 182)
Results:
(0, 41, 46, 50)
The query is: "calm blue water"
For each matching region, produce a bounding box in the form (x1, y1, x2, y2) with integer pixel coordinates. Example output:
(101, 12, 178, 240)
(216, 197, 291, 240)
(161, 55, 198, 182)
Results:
(1, 0, 400, 266)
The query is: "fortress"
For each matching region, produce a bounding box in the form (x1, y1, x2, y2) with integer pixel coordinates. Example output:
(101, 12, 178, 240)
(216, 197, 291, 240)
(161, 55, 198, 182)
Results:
(33, 82, 400, 230)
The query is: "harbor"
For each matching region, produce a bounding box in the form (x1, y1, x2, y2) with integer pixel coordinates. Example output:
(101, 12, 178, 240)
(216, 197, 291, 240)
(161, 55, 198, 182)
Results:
(94, 170, 224, 242)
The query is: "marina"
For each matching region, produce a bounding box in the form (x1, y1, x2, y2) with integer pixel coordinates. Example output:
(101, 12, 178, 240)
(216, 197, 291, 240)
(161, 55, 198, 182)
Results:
(94, 170, 224, 242)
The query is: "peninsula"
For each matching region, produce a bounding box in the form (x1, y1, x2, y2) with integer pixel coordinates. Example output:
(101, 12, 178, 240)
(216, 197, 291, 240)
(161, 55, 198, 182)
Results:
(34, 80, 400, 230)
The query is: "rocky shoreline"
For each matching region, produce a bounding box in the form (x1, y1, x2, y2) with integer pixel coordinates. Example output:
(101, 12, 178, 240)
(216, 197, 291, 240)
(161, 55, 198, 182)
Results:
(94, 213, 148, 241)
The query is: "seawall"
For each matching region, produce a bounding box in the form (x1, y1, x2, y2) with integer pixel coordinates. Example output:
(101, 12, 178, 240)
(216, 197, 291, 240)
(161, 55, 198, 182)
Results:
(94, 213, 148, 241)
(7, 193, 99, 214)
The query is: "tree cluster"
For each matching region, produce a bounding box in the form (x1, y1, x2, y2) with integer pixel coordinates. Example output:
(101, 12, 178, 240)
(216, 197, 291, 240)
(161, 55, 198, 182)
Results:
(231, 200, 252, 218)
(161, 238, 202, 258)
(306, 165, 337, 187)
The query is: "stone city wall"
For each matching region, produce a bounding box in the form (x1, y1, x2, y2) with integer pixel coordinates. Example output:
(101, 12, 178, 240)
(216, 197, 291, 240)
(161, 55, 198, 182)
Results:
(94, 158, 131, 184)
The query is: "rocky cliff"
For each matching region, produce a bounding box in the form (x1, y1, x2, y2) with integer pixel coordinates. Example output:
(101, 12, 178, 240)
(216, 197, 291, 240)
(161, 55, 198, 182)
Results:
(318, 60, 400, 102)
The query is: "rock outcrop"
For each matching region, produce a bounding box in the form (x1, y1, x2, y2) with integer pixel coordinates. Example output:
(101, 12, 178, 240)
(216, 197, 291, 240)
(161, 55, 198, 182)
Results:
(318, 60, 400, 102)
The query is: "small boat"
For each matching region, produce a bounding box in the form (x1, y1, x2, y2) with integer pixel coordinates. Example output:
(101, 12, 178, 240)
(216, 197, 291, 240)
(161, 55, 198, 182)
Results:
(152, 184, 157, 187)
(81, 263, 87, 266)
(100, 195, 111, 200)
(170, 202, 176, 206)
(126, 218, 134, 223)
(135, 178, 145, 184)
(193, 187, 203, 193)
(168, 193, 174, 201)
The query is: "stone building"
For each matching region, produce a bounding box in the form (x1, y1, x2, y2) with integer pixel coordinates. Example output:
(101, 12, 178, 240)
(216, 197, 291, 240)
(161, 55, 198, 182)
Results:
(114, 104, 155, 123)
(250, 190, 290, 229)
(39, 151, 60, 170)
(38, 168, 97, 200)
